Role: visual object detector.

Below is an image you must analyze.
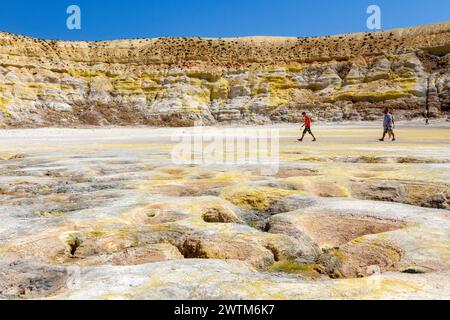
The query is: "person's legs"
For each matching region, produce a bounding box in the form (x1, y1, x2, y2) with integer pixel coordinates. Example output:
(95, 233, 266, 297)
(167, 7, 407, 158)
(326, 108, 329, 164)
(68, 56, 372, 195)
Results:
(390, 129, 396, 141)
(299, 128, 316, 141)
(308, 128, 317, 141)
(379, 128, 387, 141)
(298, 128, 307, 141)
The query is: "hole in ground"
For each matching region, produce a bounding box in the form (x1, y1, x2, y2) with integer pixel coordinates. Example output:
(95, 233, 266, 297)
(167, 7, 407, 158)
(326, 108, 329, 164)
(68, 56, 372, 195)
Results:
(200, 206, 241, 223)
(267, 212, 406, 279)
(289, 213, 404, 249)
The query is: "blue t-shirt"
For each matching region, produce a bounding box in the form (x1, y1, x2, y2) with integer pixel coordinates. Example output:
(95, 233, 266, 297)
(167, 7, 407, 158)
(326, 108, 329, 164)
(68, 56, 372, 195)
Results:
(383, 113, 393, 128)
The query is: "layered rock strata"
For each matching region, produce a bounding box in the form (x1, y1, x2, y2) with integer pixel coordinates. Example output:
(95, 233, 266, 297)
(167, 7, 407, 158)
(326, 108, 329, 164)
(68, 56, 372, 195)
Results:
(0, 22, 449, 127)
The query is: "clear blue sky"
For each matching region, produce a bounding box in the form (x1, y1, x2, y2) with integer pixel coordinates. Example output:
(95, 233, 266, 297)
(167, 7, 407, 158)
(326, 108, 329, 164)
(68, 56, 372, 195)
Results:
(0, 0, 449, 40)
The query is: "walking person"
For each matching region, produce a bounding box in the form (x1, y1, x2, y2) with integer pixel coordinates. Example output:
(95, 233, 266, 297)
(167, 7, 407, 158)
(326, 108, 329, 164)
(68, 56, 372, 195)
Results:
(388, 111, 396, 141)
(298, 112, 317, 142)
(379, 108, 396, 142)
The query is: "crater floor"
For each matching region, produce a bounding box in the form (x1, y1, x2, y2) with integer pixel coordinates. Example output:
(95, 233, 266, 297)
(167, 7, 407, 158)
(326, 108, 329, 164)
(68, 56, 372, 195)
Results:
(0, 122, 449, 300)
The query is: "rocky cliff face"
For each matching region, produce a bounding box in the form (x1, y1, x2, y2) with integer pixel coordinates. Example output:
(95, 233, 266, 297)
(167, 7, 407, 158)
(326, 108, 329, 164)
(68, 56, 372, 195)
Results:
(0, 22, 449, 127)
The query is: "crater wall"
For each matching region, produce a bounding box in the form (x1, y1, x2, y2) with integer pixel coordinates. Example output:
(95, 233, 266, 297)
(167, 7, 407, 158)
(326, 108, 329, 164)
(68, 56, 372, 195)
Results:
(0, 22, 449, 127)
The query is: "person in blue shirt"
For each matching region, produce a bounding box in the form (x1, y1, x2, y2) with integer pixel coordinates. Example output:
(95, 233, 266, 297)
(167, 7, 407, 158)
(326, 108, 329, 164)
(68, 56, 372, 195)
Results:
(379, 108, 396, 142)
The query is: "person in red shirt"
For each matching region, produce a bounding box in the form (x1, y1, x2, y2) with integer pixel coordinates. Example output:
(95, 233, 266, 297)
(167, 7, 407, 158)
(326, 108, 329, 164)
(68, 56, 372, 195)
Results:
(298, 112, 317, 142)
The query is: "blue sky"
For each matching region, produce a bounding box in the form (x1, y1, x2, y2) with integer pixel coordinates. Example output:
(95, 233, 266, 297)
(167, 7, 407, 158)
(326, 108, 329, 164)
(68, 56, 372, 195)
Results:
(0, 0, 449, 40)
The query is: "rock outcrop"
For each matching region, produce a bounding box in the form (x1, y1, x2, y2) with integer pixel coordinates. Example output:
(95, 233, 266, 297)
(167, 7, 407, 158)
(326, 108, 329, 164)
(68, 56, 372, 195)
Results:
(0, 22, 450, 127)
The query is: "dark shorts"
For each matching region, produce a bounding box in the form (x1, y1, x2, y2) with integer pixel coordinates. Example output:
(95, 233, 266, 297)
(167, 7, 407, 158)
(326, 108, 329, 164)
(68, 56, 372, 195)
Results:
(303, 127, 313, 135)
(384, 126, 394, 134)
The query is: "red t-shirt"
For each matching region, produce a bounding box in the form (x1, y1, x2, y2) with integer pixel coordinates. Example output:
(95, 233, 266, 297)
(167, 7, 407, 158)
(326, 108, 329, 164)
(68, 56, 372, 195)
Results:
(305, 116, 311, 128)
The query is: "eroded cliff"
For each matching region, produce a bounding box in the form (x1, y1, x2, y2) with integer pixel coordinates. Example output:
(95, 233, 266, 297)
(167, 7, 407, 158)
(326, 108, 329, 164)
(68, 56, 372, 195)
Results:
(0, 22, 449, 127)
